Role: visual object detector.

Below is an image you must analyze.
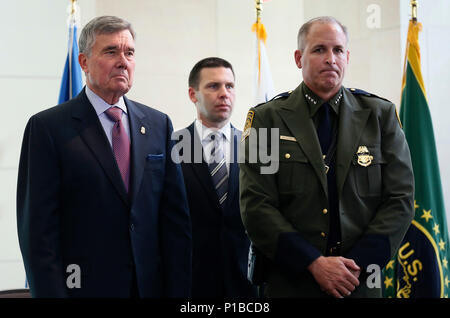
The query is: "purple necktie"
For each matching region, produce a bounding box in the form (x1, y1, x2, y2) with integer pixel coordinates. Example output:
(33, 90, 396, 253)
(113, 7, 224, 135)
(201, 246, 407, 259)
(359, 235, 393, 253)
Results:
(105, 107, 130, 192)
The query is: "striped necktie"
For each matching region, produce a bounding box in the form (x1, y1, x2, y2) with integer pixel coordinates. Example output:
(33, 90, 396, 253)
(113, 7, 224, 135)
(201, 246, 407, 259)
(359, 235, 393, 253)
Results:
(208, 132, 228, 207)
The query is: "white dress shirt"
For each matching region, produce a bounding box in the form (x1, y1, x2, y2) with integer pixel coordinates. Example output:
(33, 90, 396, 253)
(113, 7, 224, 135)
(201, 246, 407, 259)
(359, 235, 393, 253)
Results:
(194, 119, 231, 173)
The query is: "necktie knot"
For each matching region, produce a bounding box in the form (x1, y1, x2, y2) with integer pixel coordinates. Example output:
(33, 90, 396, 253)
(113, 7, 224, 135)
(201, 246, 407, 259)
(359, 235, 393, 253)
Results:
(209, 132, 221, 142)
(105, 107, 123, 123)
(208, 132, 223, 163)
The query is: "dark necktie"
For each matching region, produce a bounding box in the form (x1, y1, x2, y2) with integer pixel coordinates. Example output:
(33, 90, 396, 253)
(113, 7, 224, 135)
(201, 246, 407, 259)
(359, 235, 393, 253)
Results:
(208, 132, 228, 207)
(317, 102, 332, 154)
(105, 107, 130, 192)
(316, 102, 341, 255)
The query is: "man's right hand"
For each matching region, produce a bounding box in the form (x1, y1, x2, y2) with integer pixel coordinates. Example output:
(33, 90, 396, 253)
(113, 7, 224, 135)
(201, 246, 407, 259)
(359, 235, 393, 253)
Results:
(307, 256, 360, 298)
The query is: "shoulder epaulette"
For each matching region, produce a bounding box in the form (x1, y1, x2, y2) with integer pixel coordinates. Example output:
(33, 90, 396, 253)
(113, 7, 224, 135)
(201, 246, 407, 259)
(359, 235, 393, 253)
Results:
(348, 88, 392, 103)
(254, 90, 293, 108)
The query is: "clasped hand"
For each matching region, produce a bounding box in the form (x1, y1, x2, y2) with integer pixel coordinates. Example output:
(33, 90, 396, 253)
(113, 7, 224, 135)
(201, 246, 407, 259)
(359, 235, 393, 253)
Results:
(307, 256, 361, 298)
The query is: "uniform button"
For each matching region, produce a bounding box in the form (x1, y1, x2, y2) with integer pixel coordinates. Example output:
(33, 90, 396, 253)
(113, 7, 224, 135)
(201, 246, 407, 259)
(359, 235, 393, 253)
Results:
(130, 223, 135, 231)
(321, 232, 326, 238)
(322, 209, 328, 214)
(285, 153, 291, 159)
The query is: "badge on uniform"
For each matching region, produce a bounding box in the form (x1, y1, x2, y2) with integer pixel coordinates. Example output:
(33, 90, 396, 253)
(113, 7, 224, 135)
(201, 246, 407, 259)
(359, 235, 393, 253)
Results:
(241, 110, 255, 142)
(356, 146, 373, 167)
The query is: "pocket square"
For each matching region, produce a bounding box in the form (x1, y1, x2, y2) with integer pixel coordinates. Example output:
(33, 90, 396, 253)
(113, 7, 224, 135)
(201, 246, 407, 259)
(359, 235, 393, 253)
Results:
(146, 153, 164, 160)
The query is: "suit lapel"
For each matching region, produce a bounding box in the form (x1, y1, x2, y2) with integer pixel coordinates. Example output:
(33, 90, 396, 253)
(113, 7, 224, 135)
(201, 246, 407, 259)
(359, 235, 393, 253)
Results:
(276, 85, 328, 195)
(336, 88, 371, 198)
(71, 89, 130, 207)
(126, 97, 153, 204)
(186, 123, 222, 211)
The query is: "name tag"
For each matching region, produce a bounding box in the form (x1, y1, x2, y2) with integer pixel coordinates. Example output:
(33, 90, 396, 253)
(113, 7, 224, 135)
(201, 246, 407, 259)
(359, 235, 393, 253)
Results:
(280, 135, 296, 142)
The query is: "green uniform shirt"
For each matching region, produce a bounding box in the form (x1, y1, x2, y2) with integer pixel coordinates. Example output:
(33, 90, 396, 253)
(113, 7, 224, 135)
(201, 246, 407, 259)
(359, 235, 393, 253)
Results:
(239, 82, 415, 298)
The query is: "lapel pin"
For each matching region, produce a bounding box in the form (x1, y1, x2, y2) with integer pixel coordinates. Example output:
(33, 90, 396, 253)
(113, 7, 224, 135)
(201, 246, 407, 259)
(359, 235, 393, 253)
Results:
(141, 126, 146, 135)
(356, 146, 373, 167)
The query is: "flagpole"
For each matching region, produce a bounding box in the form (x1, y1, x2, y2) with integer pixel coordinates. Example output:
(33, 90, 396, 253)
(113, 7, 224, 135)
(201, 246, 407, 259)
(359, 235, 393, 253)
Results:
(411, 0, 418, 23)
(71, 0, 76, 15)
(402, 0, 418, 92)
(68, 0, 78, 99)
(255, 0, 262, 22)
(254, 0, 263, 85)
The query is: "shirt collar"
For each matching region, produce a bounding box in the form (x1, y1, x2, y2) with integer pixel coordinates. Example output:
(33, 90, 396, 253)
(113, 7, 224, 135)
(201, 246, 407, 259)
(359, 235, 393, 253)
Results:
(194, 119, 231, 143)
(85, 85, 127, 116)
(301, 82, 343, 117)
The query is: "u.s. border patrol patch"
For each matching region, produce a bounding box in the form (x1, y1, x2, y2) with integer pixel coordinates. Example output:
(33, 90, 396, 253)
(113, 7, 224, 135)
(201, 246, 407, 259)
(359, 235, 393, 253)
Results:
(241, 110, 255, 142)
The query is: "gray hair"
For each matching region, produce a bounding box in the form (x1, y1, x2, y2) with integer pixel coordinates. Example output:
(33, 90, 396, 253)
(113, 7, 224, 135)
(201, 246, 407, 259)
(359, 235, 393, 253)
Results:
(79, 16, 136, 56)
(297, 16, 348, 51)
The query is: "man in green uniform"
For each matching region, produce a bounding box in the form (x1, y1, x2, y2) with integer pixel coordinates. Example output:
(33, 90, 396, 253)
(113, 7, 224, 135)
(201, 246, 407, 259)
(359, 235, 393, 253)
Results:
(239, 16, 414, 298)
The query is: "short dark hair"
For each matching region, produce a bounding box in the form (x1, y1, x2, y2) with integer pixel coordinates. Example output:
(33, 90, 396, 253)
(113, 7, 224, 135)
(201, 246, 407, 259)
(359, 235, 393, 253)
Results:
(188, 57, 235, 89)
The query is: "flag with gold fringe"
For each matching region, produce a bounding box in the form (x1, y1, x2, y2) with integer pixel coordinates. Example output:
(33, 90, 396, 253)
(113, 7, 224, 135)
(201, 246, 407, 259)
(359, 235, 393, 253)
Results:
(382, 19, 450, 298)
(252, 1, 275, 104)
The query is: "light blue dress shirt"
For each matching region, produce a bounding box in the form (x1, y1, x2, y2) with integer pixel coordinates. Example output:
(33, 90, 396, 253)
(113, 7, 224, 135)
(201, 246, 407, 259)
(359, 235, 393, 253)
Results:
(85, 85, 131, 147)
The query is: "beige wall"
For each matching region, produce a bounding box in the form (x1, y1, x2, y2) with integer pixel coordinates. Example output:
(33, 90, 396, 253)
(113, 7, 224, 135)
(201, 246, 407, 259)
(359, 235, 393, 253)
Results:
(1, 0, 449, 290)
(0, 0, 96, 290)
(95, 0, 303, 131)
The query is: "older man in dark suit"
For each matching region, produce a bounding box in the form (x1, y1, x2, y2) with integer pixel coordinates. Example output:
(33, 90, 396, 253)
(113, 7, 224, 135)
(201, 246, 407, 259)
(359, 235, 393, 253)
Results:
(17, 16, 192, 298)
(174, 57, 256, 298)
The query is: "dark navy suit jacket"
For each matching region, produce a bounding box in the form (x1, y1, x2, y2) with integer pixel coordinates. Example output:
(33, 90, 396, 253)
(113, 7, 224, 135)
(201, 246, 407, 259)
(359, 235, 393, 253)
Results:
(174, 123, 256, 298)
(17, 88, 192, 297)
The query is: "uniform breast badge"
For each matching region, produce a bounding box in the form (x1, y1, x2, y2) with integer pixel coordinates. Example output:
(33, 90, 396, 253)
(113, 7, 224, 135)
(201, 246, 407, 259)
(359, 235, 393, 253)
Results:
(356, 146, 373, 167)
